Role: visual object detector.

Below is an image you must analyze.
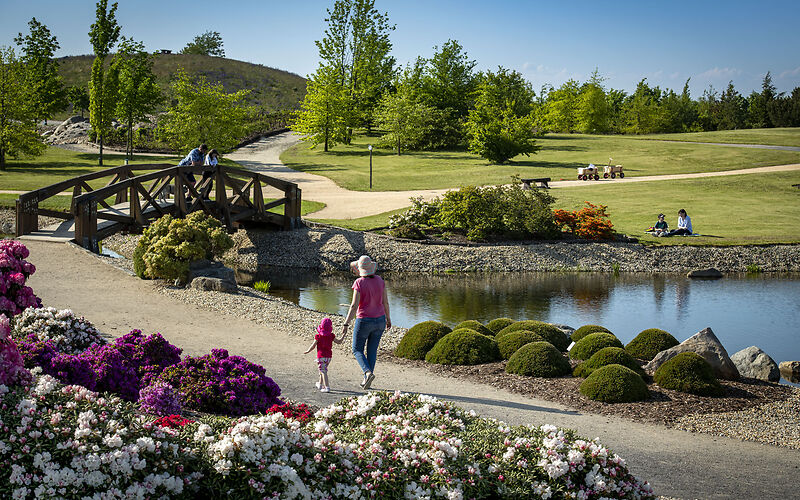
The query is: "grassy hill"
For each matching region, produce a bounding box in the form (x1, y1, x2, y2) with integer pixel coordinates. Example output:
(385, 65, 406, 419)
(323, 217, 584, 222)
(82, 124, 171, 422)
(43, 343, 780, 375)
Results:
(56, 53, 306, 112)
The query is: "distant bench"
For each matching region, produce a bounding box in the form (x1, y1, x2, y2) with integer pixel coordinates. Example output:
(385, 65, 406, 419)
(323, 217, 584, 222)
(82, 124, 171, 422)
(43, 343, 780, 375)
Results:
(520, 177, 551, 189)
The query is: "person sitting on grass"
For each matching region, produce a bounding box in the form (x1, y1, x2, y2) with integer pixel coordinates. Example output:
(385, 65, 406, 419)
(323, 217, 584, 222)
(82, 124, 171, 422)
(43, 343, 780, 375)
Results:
(665, 209, 693, 236)
(651, 213, 668, 236)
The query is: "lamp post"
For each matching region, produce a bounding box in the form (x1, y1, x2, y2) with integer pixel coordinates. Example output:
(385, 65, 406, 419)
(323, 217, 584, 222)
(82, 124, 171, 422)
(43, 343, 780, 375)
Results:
(368, 144, 373, 189)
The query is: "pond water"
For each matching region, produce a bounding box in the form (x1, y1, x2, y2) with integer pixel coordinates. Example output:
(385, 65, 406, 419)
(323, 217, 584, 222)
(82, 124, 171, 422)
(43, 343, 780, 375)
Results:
(238, 269, 800, 378)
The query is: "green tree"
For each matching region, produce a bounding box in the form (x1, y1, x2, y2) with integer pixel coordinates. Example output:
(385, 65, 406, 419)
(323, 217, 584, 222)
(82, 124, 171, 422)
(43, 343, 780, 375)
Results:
(576, 69, 609, 134)
(67, 85, 90, 117)
(748, 72, 776, 128)
(466, 67, 539, 164)
(181, 31, 225, 57)
(159, 69, 251, 153)
(544, 79, 580, 133)
(113, 38, 163, 160)
(717, 81, 747, 130)
(622, 79, 662, 134)
(14, 17, 67, 125)
(375, 69, 436, 154)
(0, 47, 46, 170)
(293, 65, 346, 151)
(88, 0, 121, 165)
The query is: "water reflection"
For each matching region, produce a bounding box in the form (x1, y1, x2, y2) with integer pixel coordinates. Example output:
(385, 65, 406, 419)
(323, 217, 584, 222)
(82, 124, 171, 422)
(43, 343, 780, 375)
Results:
(236, 268, 800, 370)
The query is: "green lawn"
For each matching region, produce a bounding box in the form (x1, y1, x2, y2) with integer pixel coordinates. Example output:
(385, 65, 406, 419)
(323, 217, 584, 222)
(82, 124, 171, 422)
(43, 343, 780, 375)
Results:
(637, 127, 800, 147)
(281, 132, 800, 191)
(312, 171, 800, 246)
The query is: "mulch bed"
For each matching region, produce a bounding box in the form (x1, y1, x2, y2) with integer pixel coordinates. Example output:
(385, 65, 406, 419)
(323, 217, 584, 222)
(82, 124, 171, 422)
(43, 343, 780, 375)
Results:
(384, 354, 795, 426)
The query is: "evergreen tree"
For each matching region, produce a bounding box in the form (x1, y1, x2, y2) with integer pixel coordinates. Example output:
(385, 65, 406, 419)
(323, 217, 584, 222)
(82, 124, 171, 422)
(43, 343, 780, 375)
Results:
(88, 0, 121, 165)
(0, 47, 46, 169)
(717, 81, 747, 130)
(576, 69, 609, 134)
(623, 79, 662, 134)
(14, 18, 66, 125)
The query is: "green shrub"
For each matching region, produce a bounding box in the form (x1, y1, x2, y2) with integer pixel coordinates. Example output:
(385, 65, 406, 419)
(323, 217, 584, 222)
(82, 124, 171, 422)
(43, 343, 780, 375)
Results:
(425, 328, 500, 365)
(497, 330, 545, 360)
(571, 324, 611, 343)
(495, 320, 570, 351)
(453, 320, 493, 337)
(253, 280, 271, 293)
(394, 321, 452, 360)
(570, 332, 623, 360)
(505, 341, 571, 377)
(133, 212, 234, 281)
(573, 347, 645, 378)
(653, 352, 724, 396)
(625, 328, 680, 360)
(579, 364, 650, 403)
(389, 224, 426, 240)
(486, 317, 514, 334)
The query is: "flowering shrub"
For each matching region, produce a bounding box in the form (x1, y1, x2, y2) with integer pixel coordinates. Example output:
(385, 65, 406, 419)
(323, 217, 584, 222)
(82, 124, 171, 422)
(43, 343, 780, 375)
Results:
(11, 306, 105, 354)
(265, 401, 314, 423)
(158, 348, 282, 416)
(0, 314, 32, 387)
(133, 212, 234, 280)
(0, 375, 654, 499)
(553, 202, 615, 240)
(139, 380, 182, 416)
(0, 240, 41, 317)
(109, 330, 183, 387)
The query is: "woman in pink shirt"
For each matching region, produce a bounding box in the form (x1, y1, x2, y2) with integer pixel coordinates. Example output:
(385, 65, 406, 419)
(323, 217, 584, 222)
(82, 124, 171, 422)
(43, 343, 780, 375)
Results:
(342, 255, 391, 390)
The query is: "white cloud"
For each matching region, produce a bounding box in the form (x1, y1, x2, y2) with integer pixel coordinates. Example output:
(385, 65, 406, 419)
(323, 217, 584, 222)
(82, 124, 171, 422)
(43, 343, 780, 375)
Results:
(779, 66, 800, 79)
(696, 67, 742, 80)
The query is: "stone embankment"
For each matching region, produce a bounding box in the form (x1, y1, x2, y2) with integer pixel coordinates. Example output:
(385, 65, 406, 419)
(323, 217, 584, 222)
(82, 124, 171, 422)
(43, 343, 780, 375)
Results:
(226, 224, 800, 274)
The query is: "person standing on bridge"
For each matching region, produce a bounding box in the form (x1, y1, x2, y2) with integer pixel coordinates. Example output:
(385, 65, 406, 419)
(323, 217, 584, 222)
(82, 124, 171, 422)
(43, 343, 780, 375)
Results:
(342, 255, 391, 390)
(177, 144, 208, 202)
(201, 149, 219, 198)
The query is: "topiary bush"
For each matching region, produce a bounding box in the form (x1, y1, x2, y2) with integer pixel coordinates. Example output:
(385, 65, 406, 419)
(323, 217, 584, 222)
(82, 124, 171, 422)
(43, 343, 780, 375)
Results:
(394, 321, 452, 360)
(573, 347, 646, 378)
(569, 332, 623, 360)
(506, 341, 571, 377)
(653, 352, 724, 396)
(625, 328, 680, 360)
(453, 320, 493, 337)
(425, 328, 500, 365)
(495, 320, 570, 351)
(497, 330, 545, 360)
(579, 364, 650, 402)
(132, 212, 234, 281)
(486, 317, 514, 334)
(571, 324, 611, 343)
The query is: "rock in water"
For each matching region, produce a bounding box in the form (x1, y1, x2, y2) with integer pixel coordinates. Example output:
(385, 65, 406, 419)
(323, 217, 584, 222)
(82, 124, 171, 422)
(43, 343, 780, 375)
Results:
(731, 346, 780, 382)
(645, 327, 740, 380)
(779, 361, 800, 383)
(188, 260, 238, 293)
(687, 268, 723, 278)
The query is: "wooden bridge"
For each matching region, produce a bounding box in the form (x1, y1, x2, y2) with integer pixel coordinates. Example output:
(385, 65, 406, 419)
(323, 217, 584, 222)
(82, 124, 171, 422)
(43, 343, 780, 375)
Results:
(16, 163, 302, 252)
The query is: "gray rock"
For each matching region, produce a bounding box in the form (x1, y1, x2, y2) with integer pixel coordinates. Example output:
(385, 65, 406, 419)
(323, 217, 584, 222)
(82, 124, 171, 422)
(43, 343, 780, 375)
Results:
(190, 276, 238, 293)
(687, 268, 723, 278)
(645, 327, 740, 380)
(731, 346, 780, 382)
(779, 361, 800, 383)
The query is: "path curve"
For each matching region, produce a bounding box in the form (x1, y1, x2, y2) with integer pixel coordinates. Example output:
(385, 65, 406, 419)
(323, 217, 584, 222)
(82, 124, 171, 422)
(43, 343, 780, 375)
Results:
(21, 239, 800, 499)
(228, 133, 800, 219)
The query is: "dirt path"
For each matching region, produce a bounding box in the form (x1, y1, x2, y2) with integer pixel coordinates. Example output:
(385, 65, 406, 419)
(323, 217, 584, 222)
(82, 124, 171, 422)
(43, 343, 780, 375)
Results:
(21, 239, 800, 499)
(227, 133, 800, 219)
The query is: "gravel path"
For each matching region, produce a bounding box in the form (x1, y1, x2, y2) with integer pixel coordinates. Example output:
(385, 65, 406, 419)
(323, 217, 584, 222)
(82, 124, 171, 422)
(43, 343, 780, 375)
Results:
(20, 238, 800, 499)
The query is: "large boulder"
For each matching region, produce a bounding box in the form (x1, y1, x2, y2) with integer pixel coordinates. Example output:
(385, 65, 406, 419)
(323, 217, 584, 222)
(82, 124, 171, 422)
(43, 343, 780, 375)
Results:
(779, 361, 800, 383)
(687, 268, 723, 278)
(731, 346, 780, 382)
(188, 260, 238, 293)
(644, 327, 739, 380)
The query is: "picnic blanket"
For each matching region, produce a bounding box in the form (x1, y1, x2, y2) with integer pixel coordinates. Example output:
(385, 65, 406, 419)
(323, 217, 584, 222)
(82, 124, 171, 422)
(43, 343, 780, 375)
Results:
(644, 231, 701, 237)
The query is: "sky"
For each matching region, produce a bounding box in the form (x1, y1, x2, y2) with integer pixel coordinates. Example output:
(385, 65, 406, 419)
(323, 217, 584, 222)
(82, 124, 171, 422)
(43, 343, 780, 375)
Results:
(2, 0, 799, 97)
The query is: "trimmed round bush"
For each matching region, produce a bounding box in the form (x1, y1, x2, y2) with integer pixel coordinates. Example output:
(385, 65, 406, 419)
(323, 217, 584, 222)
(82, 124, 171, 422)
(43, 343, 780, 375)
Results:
(573, 347, 645, 378)
(654, 352, 724, 396)
(453, 320, 493, 337)
(496, 321, 570, 351)
(506, 341, 571, 377)
(425, 328, 500, 365)
(570, 332, 623, 360)
(579, 364, 650, 402)
(497, 330, 545, 360)
(625, 328, 680, 360)
(571, 324, 612, 343)
(395, 321, 452, 360)
(486, 317, 514, 334)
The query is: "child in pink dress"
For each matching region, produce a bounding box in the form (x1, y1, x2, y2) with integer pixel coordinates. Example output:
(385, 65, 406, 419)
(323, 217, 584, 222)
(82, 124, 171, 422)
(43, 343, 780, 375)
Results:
(304, 318, 344, 393)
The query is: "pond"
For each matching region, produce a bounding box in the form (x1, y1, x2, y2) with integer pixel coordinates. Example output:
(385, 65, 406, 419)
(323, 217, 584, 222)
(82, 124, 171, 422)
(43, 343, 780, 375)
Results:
(237, 269, 800, 379)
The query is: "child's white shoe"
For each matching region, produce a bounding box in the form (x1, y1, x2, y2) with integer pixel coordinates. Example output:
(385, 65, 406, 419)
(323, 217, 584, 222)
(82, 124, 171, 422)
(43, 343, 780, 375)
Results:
(320, 387, 330, 393)
(315, 382, 321, 390)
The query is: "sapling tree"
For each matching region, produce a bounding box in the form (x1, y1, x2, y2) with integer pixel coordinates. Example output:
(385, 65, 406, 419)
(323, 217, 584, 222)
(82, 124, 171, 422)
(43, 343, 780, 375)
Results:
(14, 17, 67, 125)
(88, 0, 121, 166)
(0, 47, 46, 170)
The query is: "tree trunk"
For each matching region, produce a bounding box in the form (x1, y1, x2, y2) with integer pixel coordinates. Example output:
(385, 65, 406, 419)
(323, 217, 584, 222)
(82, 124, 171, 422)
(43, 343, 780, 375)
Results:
(397, 136, 400, 156)
(99, 135, 104, 166)
(128, 117, 133, 161)
(0, 148, 5, 170)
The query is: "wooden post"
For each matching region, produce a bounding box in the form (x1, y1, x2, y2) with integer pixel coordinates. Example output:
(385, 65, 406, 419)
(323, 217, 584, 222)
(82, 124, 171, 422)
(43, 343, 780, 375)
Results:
(284, 185, 301, 230)
(15, 195, 39, 236)
(130, 181, 144, 226)
(175, 169, 186, 217)
(74, 200, 98, 252)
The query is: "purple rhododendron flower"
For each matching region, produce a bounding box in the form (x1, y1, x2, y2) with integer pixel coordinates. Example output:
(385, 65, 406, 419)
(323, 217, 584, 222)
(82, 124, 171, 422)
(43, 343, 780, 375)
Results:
(138, 380, 182, 416)
(0, 240, 41, 317)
